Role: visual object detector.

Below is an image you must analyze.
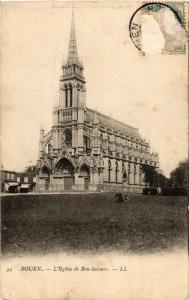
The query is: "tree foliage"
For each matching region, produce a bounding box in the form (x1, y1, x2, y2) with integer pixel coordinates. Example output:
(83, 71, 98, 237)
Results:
(142, 165, 168, 188)
(169, 159, 188, 188)
(142, 165, 156, 187)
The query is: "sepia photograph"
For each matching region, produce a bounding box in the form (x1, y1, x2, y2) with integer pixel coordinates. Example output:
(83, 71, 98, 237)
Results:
(1, 1, 188, 299)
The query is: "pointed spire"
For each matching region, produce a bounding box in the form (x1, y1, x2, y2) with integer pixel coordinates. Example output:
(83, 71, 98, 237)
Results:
(67, 9, 79, 65)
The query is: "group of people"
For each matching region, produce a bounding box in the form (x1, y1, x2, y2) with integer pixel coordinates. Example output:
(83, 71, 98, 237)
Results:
(115, 192, 130, 203)
(115, 186, 162, 202)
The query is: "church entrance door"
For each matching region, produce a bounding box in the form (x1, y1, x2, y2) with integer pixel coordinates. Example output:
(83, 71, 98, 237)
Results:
(55, 157, 74, 191)
(41, 166, 50, 191)
(80, 164, 90, 191)
(84, 177, 89, 190)
(64, 177, 73, 191)
(45, 178, 50, 190)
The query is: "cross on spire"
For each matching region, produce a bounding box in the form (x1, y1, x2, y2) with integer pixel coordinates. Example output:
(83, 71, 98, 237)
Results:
(67, 9, 79, 65)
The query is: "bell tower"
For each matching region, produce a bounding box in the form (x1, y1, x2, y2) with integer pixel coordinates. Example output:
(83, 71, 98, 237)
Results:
(59, 11, 86, 110)
(52, 10, 86, 156)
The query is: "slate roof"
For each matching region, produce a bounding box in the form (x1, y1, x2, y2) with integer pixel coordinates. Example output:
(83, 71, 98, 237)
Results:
(85, 108, 142, 140)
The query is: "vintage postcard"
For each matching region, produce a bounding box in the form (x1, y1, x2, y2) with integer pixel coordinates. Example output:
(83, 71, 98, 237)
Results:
(1, 1, 188, 299)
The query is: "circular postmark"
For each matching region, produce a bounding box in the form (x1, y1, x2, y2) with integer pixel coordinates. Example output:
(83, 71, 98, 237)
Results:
(129, 2, 187, 54)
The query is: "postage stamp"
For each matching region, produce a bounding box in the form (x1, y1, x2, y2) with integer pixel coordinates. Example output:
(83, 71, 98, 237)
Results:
(129, 2, 188, 55)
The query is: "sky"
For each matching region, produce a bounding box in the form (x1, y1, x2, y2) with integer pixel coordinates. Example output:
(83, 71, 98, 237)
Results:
(1, 2, 188, 177)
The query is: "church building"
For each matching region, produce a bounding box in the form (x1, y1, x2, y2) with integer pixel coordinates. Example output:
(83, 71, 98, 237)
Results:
(36, 12, 159, 192)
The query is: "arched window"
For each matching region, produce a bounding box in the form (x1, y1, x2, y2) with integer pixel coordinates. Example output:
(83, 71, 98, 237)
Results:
(108, 160, 111, 182)
(47, 143, 52, 155)
(100, 133, 103, 148)
(115, 161, 118, 182)
(69, 84, 73, 107)
(108, 135, 111, 151)
(77, 84, 80, 103)
(122, 162, 127, 182)
(134, 164, 137, 185)
(128, 163, 131, 184)
(123, 171, 127, 181)
(84, 136, 91, 154)
(55, 157, 74, 176)
(64, 128, 72, 146)
(128, 164, 131, 172)
(65, 85, 68, 108)
(41, 166, 50, 176)
(80, 164, 90, 177)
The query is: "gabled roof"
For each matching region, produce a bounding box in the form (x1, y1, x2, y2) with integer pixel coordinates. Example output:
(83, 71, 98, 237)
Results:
(85, 108, 142, 140)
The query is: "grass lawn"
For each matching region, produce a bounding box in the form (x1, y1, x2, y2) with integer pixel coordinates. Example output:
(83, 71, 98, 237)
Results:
(1, 193, 187, 256)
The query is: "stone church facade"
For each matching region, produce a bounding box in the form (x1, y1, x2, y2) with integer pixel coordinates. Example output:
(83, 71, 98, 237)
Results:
(36, 13, 159, 192)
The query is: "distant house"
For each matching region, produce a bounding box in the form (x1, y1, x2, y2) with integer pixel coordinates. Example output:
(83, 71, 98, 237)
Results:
(0, 167, 37, 193)
(0, 169, 17, 192)
(16, 172, 36, 192)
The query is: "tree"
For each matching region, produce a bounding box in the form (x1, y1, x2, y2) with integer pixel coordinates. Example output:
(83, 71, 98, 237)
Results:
(142, 165, 158, 187)
(158, 173, 169, 188)
(169, 159, 188, 188)
(142, 165, 168, 188)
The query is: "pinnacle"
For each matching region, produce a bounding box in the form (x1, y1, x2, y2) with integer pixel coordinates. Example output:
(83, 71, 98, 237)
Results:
(67, 10, 79, 65)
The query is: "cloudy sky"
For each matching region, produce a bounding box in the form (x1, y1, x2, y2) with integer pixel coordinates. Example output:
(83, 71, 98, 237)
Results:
(1, 2, 188, 177)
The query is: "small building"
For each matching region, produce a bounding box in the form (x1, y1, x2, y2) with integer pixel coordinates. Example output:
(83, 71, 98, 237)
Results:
(16, 172, 36, 192)
(0, 169, 17, 192)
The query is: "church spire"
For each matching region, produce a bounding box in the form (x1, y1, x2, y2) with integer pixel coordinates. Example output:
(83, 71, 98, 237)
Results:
(67, 10, 79, 65)
(60, 8, 85, 86)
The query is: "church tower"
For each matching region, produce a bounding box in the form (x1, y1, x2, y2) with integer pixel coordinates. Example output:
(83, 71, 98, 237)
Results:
(36, 9, 159, 193)
(52, 11, 86, 156)
(59, 11, 86, 109)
